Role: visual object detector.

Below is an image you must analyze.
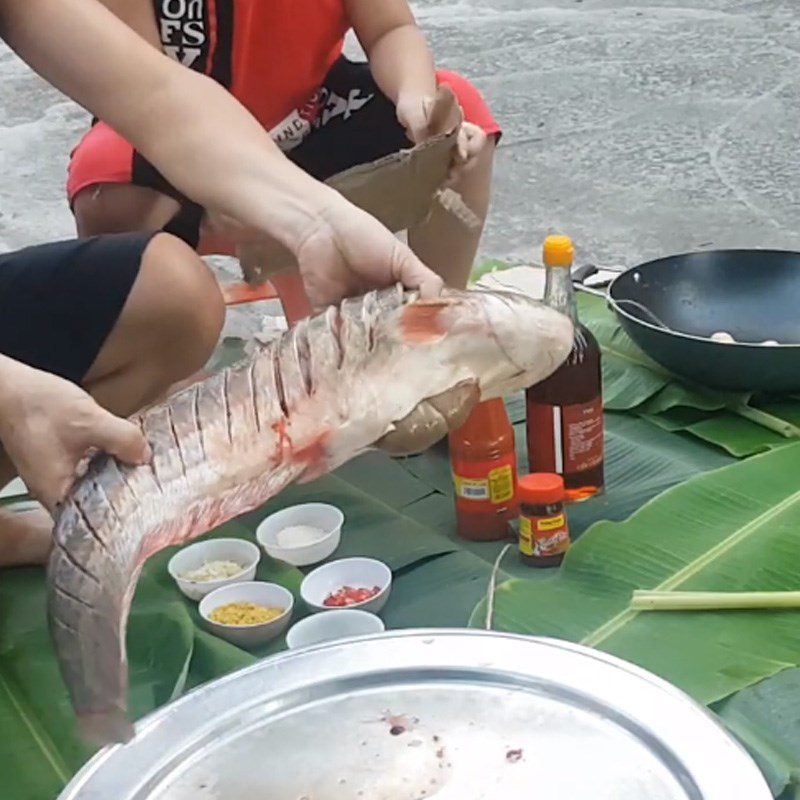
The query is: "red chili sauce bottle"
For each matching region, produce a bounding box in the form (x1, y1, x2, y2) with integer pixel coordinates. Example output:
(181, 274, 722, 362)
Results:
(449, 398, 519, 541)
(517, 473, 571, 568)
(526, 235, 605, 502)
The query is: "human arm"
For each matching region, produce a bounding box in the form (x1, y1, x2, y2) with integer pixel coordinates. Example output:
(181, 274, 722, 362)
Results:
(346, 0, 436, 116)
(0, 0, 441, 306)
(346, 0, 486, 169)
(0, 355, 150, 512)
(93, 0, 162, 49)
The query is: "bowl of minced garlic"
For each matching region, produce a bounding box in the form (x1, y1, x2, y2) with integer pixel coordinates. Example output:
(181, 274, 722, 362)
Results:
(199, 581, 295, 648)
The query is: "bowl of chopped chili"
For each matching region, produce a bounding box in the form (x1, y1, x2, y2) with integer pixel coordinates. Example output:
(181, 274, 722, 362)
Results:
(300, 557, 392, 615)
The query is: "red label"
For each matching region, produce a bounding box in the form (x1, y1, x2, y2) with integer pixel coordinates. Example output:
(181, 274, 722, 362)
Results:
(527, 397, 603, 476)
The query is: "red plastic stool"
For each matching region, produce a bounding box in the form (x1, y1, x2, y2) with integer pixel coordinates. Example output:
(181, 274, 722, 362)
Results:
(220, 270, 312, 328)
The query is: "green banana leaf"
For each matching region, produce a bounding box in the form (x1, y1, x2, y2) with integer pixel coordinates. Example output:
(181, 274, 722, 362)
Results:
(714, 669, 800, 798)
(578, 294, 800, 456)
(0, 403, 778, 796)
(644, 400, 800, 459)
(0, 450, 513, 800)
(470, 441, 800, 707)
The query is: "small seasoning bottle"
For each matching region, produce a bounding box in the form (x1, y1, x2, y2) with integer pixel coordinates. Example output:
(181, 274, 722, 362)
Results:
(448, 398, 519, 541)
(517, 473, 571, 567)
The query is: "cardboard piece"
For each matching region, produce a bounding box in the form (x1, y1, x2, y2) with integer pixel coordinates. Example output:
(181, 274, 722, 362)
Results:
(216, 86, 477, 286)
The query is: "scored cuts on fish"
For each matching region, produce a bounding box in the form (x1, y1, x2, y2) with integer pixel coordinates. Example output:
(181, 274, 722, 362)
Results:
(46, 284, 574, 746)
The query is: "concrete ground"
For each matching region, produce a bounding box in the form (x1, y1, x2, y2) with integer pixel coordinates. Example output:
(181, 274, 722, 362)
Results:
(2, 0, 800, 338)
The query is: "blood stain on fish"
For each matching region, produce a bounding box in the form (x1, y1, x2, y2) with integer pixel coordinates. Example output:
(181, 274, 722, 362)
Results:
(271, 418, 293, 459)
(292, 431, 330, 479)
(400, 302, 449, 343)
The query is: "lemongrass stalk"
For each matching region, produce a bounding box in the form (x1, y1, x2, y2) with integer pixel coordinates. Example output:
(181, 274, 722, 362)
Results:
(631, 590, 800, 611)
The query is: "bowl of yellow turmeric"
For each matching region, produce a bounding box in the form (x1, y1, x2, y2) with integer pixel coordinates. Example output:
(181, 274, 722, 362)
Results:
(199, 581, 294, 649)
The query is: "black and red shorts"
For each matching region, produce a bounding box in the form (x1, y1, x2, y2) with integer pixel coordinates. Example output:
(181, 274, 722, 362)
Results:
(67, 57, 502, 245)
(0, 233, 156, 384)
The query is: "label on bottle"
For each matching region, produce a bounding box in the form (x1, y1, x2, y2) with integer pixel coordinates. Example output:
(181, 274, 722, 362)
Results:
(452, 455, 516, 505)
(527, 396, 604, 475)
(519, 513, 570, 558)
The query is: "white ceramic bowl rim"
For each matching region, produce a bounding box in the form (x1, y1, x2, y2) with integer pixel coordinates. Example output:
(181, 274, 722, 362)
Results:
(199, 582, 294, 628)
(167, 538, 260, 584)
(300, 557, 392, 609)
(256, 503, 344, 547)
(286, 608, 385, 649)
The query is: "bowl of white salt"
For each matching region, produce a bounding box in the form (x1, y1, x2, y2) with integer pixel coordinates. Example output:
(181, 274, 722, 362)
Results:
(256, 503, 343, 567)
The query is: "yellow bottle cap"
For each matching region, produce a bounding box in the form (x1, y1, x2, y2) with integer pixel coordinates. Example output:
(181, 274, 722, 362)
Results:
(542, 235, 574, 268)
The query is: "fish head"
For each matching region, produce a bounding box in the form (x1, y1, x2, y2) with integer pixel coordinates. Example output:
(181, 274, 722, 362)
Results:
(397, 287, 574, 400)
(368, 286, 574, 457)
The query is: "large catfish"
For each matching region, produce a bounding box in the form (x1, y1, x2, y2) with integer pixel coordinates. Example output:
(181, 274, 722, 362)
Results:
(46, 284, 573, 745)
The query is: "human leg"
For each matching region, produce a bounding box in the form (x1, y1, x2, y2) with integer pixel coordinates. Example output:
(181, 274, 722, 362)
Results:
(406, 69, 500, 288)
(0, 232, 225, 565)
(68, 121, 238, 258)
(80, 234, 225, 415)
(288, 59, 502, 289)
(0, 450, 49, 569)
(68, 121, 180, 237)
(407, 136, 495, 289)
(73, 183, 180, 238)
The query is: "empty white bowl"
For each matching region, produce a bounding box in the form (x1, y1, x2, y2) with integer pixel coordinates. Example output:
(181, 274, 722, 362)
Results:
(199, 581, 294, 649)
(256, 503, 343, 567)
(300, 557, 392, 614)
(286, 609, 385, 650)
(168, 538, 261, 601)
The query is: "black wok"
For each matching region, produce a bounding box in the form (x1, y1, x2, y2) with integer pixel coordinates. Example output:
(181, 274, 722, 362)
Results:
(573, 249, 800, 394)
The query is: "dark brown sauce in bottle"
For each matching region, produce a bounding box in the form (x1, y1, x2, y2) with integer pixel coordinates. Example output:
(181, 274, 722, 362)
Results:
(525, 236, 605, 502)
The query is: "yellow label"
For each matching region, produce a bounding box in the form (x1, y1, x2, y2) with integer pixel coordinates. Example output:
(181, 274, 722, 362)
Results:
(488, 465, 514, 504)
(453, 474, 489, 501)
(519, 516, 534, 556)
(538, 513, 566, 531)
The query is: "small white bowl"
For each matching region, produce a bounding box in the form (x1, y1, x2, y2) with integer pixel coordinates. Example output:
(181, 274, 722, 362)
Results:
(300, 557, 392, 614)
(168, 538, 260, 601)
(286, 609, 385, 650)
(256, 503, 343, 567)
(199, 581, 294, 649)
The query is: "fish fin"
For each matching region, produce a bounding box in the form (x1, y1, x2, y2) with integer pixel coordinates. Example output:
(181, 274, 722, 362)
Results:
(377, 380, 480, 455)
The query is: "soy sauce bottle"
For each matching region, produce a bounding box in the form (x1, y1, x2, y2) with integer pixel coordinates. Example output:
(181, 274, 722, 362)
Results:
(525, 235, 604, 502)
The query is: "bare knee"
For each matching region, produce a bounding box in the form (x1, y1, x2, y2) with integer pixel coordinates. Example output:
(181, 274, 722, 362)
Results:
(72, 184, 180, 237)
(450, 136, 496, 215)
(138, 234, 226, 377)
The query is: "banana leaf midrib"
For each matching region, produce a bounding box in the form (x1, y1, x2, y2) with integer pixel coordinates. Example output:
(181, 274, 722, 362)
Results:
(581, 484, 800, 647)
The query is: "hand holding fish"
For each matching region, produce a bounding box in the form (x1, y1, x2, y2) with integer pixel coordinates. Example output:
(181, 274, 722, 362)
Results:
(205, 198, 444, 310)
(0, 357, 151, 513)
(294, 202, 444, 310)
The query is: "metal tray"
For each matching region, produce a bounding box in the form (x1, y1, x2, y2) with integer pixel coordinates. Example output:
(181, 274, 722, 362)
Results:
(59, 630, 771, 799)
